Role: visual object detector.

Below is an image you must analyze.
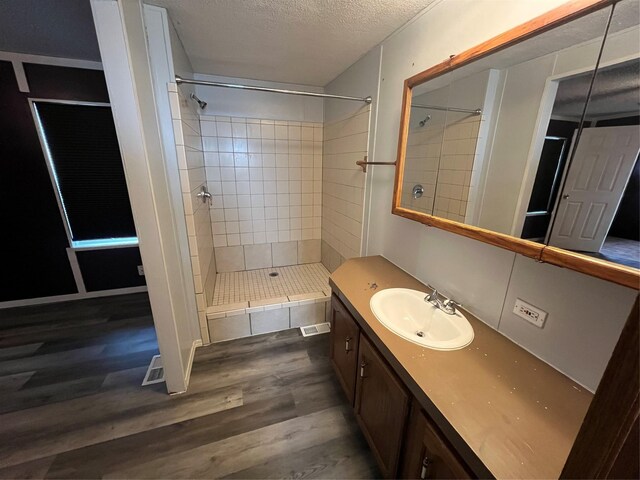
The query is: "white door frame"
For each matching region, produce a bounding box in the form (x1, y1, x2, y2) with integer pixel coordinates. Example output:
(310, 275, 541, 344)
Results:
(90, 0, 199, 394)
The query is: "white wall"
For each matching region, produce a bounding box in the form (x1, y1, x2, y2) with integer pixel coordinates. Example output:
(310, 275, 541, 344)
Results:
(324, 47, 381, 124)
(194, 73, 324, 122)
(167, 16, 192, 79)
(365, 0, 637, 391)
(480, 53, 559, 234)
(499, 256, 636, 389)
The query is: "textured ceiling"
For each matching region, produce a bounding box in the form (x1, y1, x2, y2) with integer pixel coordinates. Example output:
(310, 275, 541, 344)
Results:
(554, 59, 640, 118)
(412, 1, 640, 98)
(0, 0, 100, 61)
(148, 0, 437, 86)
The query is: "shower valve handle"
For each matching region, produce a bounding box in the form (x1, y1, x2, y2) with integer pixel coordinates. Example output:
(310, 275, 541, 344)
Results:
(197, 186, 212, 204)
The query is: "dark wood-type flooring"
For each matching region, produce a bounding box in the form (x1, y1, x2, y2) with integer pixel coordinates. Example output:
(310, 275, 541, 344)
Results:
(584, 236, 640, 269)
(0, 293, 378, 479)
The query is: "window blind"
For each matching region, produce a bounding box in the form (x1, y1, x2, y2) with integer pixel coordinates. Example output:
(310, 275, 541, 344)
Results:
(34, 102, 136, 241)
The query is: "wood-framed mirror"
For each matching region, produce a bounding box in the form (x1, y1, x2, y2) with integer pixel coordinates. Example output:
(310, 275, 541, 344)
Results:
(392, 0, 640, 289)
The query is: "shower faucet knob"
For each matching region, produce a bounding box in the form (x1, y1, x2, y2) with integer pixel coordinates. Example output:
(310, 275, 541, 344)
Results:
(196, 186, 212, 204)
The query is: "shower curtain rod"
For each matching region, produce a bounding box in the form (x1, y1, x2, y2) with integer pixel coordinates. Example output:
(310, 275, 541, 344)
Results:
(412, 103, 482, 115)
(175, 76, 372, 104)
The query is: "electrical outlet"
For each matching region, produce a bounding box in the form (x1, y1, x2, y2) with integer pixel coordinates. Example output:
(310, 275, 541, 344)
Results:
(137, 265, 145, 276)
(513, 298, 547, 328)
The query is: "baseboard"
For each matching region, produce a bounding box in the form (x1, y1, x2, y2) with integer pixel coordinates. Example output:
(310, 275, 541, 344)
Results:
(183, 339, 202, 389)
(0, 286, 148, 309)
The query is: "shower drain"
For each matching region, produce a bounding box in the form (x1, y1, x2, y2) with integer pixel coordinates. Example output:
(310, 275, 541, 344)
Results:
(269, 272, 279, 277)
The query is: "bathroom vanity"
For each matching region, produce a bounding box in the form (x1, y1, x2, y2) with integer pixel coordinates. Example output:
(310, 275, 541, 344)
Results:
(329, 256, 593, 479)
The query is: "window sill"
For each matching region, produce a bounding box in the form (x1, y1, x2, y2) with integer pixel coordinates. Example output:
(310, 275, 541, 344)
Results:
(70, 237, 138, 250)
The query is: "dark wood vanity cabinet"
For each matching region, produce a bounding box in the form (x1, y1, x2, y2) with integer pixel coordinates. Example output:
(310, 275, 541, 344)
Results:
(400, 400, 472, 479)
(329, 295, 473, 479)
(355, 334, 411, 478)
(329, 295, 361, 405)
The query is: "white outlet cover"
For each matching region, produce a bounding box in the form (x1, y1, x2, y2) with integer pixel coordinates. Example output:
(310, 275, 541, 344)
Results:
(137, 265, 145, 276)
(513, 298, 548, 328)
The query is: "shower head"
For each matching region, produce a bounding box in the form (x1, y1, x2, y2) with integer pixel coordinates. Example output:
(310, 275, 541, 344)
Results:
(419, 115, 432, 127)
(190, 93, 207, 110)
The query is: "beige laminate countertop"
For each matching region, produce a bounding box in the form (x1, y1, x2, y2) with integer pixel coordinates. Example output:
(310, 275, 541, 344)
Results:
(329, 256, 593, 480)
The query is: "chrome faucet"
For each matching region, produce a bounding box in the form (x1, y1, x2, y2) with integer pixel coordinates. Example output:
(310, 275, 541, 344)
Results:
(424, 286, 440, 306)
(424, 285, 462, 315)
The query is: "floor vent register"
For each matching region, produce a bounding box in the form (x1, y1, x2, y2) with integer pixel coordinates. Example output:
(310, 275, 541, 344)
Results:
(300, 322, 331, 337)
(142, 354, 165, 386)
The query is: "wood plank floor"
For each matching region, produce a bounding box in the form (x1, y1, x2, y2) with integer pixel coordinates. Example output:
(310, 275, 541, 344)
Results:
(0, 293, 378, 479)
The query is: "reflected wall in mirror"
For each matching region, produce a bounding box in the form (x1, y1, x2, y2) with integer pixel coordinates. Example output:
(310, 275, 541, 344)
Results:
(394, 0, 640, 286)
(545, 2, 640, 270)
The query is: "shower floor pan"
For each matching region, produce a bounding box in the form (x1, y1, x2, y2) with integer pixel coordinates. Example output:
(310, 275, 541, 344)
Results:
(206, 263, 331, 343)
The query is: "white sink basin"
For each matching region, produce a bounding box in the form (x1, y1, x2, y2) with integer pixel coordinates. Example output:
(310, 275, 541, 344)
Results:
(370, 288, 474, 350)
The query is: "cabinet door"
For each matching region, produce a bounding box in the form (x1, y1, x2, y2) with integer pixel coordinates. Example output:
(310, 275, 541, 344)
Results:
(355, 335, 410, 478)
(329, 295, 360, 405)
(400, 399, 472, 479)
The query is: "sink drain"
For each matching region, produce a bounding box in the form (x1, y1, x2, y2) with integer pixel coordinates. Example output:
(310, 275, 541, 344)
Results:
(269, 272, 279, 277)
(416, 331, 425, 337)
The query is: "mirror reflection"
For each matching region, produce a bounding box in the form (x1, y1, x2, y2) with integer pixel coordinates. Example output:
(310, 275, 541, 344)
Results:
(398, 1, 640, 270)
(544, 2, 640, 269)
(403, 73, 485, 221)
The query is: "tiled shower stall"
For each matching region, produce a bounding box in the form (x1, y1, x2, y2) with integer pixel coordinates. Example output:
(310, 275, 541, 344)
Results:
(169, 84, 371, 344)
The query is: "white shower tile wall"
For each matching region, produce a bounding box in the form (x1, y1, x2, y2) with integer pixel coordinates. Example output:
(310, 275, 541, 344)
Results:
(402, 113, 482, 222)
(321, 106, 370, 270)
(402, 111, 445, 215)
(169, 84, 217, 343)
(432, 114, 482, 222)
(201, 115, 323, 252)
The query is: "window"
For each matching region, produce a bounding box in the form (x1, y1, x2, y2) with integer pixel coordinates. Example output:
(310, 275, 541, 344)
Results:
(32, 100, 137, 248)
